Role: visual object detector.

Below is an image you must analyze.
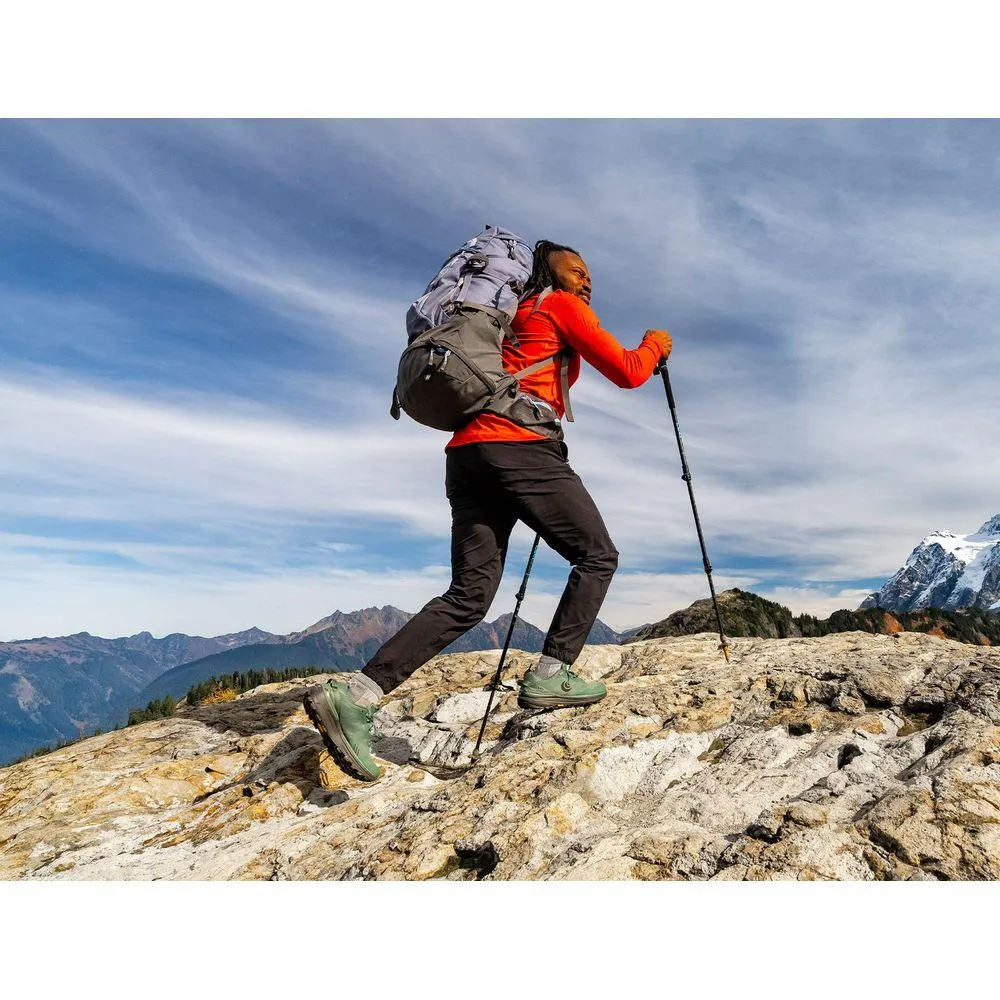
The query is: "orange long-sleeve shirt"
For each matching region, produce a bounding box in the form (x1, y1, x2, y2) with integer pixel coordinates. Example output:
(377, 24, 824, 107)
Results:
(447, 289, 662, 449)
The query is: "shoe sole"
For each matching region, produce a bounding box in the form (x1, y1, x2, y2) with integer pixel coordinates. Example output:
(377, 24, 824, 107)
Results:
(517, 692, 606, 710)
(302, 687, 380, 782)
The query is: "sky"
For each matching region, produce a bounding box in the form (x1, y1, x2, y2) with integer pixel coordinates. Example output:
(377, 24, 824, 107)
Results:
(3, 117, 1000, 641)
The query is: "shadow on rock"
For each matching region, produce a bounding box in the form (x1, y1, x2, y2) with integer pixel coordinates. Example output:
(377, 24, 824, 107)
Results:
(373, 735, 414, 766)
(195, 724, 349, 809)
(185, 680, 330, 737)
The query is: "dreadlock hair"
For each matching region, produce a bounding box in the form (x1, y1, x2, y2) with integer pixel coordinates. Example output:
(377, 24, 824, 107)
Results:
(521, 240, 581, 300)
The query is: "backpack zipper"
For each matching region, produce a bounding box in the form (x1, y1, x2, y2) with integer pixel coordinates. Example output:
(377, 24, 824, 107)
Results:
(417, 339, 500, 396)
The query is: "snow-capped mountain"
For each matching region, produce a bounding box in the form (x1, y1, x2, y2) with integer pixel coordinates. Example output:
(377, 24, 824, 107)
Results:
(860, 514, 1000, 613)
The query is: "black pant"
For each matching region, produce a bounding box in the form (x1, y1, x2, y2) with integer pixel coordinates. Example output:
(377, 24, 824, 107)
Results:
(362, 440, 619, 694)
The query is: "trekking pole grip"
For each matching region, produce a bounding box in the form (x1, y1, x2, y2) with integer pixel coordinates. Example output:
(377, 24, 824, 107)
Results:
(657, 360, 678, 411)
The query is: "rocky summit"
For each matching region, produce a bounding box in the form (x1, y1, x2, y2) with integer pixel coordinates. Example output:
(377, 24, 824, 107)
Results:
(2, 630, 1000, 881)
(861, 514, 1000, 613)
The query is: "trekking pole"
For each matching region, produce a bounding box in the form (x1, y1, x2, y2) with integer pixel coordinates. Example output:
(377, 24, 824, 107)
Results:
(468, 532, 541, 762)
(657, 361, 730, 662)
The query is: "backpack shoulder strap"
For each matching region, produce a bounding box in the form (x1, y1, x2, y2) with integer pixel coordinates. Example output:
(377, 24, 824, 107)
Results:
(559, 352, 574, 422)
(510, 349, 576, 423)
(510, 286, 576, 422)
(530, 285, 554, 315)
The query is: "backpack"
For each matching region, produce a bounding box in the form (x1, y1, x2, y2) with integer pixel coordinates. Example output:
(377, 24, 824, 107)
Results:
(390, 225, 572, 440)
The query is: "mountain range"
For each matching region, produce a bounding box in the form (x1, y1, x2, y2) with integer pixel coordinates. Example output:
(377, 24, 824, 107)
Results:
(861, 514, 1000, 612)
(133, 608, 621, 704)
(0, 608, 620, 765)
(7, 510, 1000, 767)
(0, 627, 276, 765)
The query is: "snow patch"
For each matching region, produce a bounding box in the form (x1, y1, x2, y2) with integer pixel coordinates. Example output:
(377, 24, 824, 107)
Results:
(974, 514, 1000, 539)
(922, 530, 998, 594)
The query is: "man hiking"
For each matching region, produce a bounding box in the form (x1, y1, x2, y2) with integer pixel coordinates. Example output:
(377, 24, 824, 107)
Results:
(304, 240, 673, 781)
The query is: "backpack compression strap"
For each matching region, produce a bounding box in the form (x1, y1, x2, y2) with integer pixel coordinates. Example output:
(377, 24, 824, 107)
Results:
(517, 286, 574, 422)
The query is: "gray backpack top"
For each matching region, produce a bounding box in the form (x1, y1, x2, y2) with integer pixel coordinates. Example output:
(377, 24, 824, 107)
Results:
(391, 226, 574, 440)
(405, 225, 532, 341)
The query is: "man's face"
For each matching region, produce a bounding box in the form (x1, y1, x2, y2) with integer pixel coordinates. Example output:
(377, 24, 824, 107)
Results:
(548, 251, 592, 305)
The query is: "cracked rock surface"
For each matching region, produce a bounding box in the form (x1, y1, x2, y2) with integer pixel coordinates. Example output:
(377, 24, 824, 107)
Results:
(2, 632, 999, 880)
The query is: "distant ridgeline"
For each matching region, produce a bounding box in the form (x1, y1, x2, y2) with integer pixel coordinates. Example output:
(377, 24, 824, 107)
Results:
(0, 607, 622, 768)
(16, 591, 1000, 767)
(12, 666, 324, 765)
(625, 588, 1000, 646)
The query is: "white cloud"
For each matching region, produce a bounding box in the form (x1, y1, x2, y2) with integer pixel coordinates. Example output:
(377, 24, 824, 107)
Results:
(752, 587, 881, 620)
(0, 552, 452, 641)
(1, 371, 446, 534)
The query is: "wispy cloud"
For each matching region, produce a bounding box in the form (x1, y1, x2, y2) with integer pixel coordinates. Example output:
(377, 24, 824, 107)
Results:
(2, 119, 999, 640)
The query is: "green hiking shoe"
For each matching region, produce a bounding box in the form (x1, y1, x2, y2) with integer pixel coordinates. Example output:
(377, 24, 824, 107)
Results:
(302, 681, 381, 781)
(518, 664, 607, 710)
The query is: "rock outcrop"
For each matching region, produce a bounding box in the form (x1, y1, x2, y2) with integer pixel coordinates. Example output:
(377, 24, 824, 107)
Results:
(2, 631, 1000, 881)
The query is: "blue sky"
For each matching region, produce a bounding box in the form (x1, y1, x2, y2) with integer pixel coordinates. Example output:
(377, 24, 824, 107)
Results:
(3, 118, 1000, 641)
